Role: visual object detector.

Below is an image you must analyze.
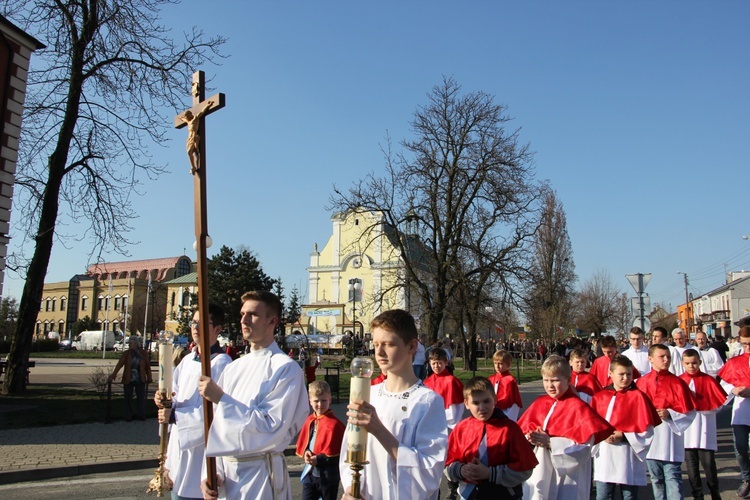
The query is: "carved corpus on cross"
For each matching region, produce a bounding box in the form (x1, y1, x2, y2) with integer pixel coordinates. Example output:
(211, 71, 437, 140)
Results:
(174, 70, 225, 491)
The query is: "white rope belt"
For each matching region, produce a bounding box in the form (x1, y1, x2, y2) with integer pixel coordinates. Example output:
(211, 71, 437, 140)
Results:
(223, 451, 285, 500)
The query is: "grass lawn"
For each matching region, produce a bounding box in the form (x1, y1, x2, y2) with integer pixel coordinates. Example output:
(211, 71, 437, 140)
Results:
(0, 354, 542, 429)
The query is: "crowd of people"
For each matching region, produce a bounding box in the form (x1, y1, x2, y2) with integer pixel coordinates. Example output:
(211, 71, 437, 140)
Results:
(141, 291, 750, 500)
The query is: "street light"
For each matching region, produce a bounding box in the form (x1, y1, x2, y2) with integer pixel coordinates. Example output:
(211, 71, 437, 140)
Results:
(348, 278, 362, 339)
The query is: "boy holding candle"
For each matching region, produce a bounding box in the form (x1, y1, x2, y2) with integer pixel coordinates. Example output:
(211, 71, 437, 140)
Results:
(444, 377, 538, 499)
(339, 309, 448, 500)
(487, 350, 523, 421)
(296, 380, 345, 500)
(154, 303, 232, 500)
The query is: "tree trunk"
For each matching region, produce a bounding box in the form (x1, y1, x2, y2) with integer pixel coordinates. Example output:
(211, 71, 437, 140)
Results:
(2, 170, 62, 394)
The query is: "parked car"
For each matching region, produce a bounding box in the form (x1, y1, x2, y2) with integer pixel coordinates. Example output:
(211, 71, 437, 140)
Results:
(58, 339, 77, 351)
(113, 340, 125, 352)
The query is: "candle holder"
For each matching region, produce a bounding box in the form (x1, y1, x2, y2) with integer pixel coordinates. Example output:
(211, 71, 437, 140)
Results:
(346, 357, 374, 498)
(147, 331, 175, 496)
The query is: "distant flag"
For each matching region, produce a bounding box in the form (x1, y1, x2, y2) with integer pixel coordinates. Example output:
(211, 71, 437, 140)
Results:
(108, 275, 114, 293)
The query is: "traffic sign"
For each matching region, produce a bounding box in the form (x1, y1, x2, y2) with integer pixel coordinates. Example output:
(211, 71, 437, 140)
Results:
(626, 273, 652, 294)
(633, 317, 652, 332)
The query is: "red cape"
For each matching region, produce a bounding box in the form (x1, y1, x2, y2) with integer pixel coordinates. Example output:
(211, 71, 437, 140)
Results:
(295, 410, 345, 458)
(679, 371, 727, 412)
(518, 388, 614, 445)
(636, 369, 695, 414)
(591, 384, 661, 433)
(424, 370, 464, 408)
(718, 353, 750, 387)
(569, 370, 603, 397)
(446, 409, 538, 476)
(590, 356, 641, 387)
(488, 371, 523, 409)
(371, 372, 387, 386)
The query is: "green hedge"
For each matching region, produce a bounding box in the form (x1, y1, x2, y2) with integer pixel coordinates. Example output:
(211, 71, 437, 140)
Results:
(1, 339, 62, 354)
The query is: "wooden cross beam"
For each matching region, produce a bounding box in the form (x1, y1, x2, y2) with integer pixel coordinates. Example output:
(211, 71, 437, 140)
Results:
(174, 70, 225, 492)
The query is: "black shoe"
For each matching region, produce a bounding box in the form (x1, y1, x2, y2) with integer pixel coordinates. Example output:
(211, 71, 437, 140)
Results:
(738, 480, 750, 498)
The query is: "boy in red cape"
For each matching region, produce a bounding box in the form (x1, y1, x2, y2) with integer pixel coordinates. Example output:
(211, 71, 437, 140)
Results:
(518, 355, 614, 500)
(444, 377, 538, 499)
(487, 350, 523, 421)
(568, 348, 602, 403)
(424, 347, 465, 429)
(590, 335, 640, 388)
(680, 348, 728, 500)
(718, 325, 750, 498)
(591, 355, 661, 499)
(295, 380, 345, 500)
(636, 343, 696, 500)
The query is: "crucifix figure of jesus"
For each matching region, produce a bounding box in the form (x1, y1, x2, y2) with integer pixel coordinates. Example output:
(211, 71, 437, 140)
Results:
(173, 70, 225, 492)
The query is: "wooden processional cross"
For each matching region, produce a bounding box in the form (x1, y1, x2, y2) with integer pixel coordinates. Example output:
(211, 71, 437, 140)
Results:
(174, 70, 225, 490)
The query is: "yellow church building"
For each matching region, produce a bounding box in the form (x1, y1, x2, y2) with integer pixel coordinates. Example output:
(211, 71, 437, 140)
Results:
(304, 209, 417, 338)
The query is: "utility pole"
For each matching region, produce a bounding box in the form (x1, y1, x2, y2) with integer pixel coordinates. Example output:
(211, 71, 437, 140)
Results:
(678, 272, 691, 332)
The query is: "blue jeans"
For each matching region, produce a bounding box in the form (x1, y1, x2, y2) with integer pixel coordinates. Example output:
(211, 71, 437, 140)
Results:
(734, 424, 750, 481)
(647, 459, 682, 500)
(413, 363, 426, 380)
(595, 481, 640, 500)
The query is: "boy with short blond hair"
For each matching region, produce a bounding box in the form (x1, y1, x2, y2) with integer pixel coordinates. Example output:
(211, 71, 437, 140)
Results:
(568, 348, 602, 403)
(636, 343, 696, 500)
(487, 350, 523, 421)
(519, 355, 614, 500)
(296, 380, 345, 500)
(444, 377, 537, 499)
(591, 355, 661, 499)
(680, 349, 727, 500)
(339, 309, 447, 500)
(424, 347, 465, 429)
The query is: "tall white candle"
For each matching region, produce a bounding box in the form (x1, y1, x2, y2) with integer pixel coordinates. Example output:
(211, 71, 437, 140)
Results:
(347, 357, 374, 463)
(158, 343, 173, 394)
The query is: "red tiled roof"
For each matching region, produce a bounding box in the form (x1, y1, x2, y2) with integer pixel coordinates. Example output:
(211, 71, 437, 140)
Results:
(87, 256, 188, 282)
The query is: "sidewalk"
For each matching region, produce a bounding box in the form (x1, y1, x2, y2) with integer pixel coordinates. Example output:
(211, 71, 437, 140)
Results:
(0, 400, 353, 486)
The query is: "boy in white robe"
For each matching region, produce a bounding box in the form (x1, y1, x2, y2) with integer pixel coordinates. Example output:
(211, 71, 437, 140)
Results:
(636, 343, 696, 500)
(155, 304, 232, 500)
(590, 355, 661, 500)
(518, 355, 614, 500)
(340, 309, 448, 500)
(199, 291, 308, 500)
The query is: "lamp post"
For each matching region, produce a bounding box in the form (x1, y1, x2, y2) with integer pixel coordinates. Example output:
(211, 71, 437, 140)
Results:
(348, 278, 362, 340)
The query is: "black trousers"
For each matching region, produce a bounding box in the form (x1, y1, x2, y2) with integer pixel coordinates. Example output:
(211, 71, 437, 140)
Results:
(685, 447, 720, 499)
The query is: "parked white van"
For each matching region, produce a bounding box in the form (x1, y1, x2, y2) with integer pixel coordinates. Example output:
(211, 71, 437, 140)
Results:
(73, 331, 116, 351)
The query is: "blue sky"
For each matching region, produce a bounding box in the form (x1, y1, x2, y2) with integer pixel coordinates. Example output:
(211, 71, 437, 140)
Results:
(5, 1, 750, 316)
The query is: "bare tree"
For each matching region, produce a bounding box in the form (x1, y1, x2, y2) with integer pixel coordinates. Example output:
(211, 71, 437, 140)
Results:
(612, 292, 631, 337)
(523, 190, 576, 341)
(330, 77, 542, 344)
(575, 270, 623, 337)
(2, 0, 225, 394)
